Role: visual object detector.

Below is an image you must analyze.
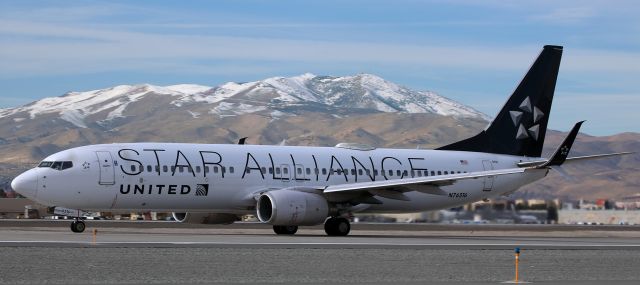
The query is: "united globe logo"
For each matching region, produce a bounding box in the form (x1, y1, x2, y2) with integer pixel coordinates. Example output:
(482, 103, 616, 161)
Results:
(195, 184, 209, 196)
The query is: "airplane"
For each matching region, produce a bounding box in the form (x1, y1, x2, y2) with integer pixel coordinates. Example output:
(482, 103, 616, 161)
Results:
(10, 45, 631, 236)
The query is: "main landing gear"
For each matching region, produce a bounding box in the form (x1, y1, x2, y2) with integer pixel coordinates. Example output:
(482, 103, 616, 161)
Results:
(324, 217, 350, 236)
(273, 225, 298, 235)
(70, 219, 86, 233)
(271, 217, 351, 236)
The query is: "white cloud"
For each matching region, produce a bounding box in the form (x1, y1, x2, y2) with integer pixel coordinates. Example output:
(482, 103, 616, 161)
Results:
(530, 7, 597, 24)
(2, 18, 638, 79)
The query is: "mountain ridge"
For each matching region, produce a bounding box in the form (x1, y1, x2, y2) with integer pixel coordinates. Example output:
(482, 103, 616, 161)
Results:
(0, 73, 489, 130)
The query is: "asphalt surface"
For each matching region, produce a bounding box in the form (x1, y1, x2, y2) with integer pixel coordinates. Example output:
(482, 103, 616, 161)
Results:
(1, 221, 639, 284)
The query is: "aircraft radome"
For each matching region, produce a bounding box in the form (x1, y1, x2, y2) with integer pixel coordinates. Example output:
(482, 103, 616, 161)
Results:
(11, 45, 631, 236)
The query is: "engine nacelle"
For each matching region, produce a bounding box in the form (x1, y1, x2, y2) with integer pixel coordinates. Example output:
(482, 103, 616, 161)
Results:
(256, 190, 329, 226)
(172, 212, 239, 224)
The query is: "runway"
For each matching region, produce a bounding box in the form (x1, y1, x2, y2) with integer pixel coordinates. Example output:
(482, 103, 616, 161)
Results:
(1, 221, 640, 284)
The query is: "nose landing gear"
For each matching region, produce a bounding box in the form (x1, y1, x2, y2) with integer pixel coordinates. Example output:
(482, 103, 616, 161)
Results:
(70, 219, 86, 233)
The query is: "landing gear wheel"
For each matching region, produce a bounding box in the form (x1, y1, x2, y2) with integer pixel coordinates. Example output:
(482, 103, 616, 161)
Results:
(324, 217, 350, 236)
(273, 225, 298, 235)
(70, 220, 85, 233)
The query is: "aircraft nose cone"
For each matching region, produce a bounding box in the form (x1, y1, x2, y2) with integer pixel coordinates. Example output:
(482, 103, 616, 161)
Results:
(11, 172, 37, 199)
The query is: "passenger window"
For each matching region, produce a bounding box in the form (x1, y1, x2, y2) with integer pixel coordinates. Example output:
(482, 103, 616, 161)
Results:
(388, 170, 393, 176)
(276, 168, 281, 174)
(411, 170, 415, 177)
(204, 166, 209, 173)
(437, 171, 442, 175)
(155, 165, 160, 173)
(147, 165, 152, 172)
(269, 167, 273, 174)
(171, 166, 176, 173)
(262, 167, 267, 174)
(179, 166, 184, 173)
(431, 171, 435, 176)
(188, 166, 193, 173)
(214, 166, 219, 173)
(229, 167, 234, 173)
(322, 168, 327, 175)
(163, 165, 168, 173)
(358, 169, 363, 175)
(374, 170, 378, 176)
(283, 168, 288, 175)
(424, 170, 429, 176)
(351, 169, 356, 175)
(297, 168, 302, 175)
(245, 167, 251, 174)
(131, 165, 136, 172)
(444, 171, 448, 175)
(306, 168, 311, 175)
(396, 170, 401, 177)
(196, 166, 201, 173)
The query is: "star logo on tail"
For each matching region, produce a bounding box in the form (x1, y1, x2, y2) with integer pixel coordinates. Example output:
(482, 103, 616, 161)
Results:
(510, 96, 544, 140)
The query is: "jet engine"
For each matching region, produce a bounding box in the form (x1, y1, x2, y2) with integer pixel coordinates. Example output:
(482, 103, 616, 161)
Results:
(172, 212, 239, 224)
(256, 189, 329, 226)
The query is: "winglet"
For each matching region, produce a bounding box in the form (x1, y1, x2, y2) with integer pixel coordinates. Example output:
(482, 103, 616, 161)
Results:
(538, 121, 584, 168)
(237, 137, 248, 145)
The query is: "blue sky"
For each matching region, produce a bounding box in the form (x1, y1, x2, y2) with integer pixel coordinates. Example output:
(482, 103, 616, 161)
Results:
(0, 0, 638, 135)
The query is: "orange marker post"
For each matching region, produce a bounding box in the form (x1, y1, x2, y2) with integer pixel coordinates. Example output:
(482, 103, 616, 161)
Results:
(92, 228, 98, 244)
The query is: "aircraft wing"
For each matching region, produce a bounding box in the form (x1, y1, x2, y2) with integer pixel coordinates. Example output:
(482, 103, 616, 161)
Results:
(323, 168, 529, 199)
(325, 122, 632, 203)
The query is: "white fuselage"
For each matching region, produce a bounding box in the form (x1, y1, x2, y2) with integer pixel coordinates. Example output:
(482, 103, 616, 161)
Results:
(15, 142, 548, 215)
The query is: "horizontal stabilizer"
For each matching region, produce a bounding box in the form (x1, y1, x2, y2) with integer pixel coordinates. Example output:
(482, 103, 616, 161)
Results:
(537, 121, 583, 167)
(518, 152, 635, 168)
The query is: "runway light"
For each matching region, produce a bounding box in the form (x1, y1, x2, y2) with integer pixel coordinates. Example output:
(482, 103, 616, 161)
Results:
(515, 247, 520, 283)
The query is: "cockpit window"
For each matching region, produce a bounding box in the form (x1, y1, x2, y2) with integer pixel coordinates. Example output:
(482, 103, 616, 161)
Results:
(51, 161, 62, 170)
(62, 161, 73, 170)
(38, 161, 53, 168)
(37, 161, 73, 170)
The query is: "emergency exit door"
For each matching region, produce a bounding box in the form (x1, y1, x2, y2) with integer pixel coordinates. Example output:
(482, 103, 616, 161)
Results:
(482, 160, 494, 192)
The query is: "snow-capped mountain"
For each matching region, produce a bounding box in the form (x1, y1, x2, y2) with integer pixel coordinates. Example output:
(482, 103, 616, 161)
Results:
(0, 73, 488, 128)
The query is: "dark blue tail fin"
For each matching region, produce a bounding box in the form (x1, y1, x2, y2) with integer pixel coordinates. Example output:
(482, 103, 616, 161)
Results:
(438, 45, 563, 157)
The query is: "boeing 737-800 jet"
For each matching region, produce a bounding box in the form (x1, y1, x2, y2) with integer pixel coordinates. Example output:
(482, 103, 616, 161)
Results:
(11, 45, 630, 236)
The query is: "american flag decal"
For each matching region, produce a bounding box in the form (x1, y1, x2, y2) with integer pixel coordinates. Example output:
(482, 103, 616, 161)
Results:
(195, 184, 209, 196)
